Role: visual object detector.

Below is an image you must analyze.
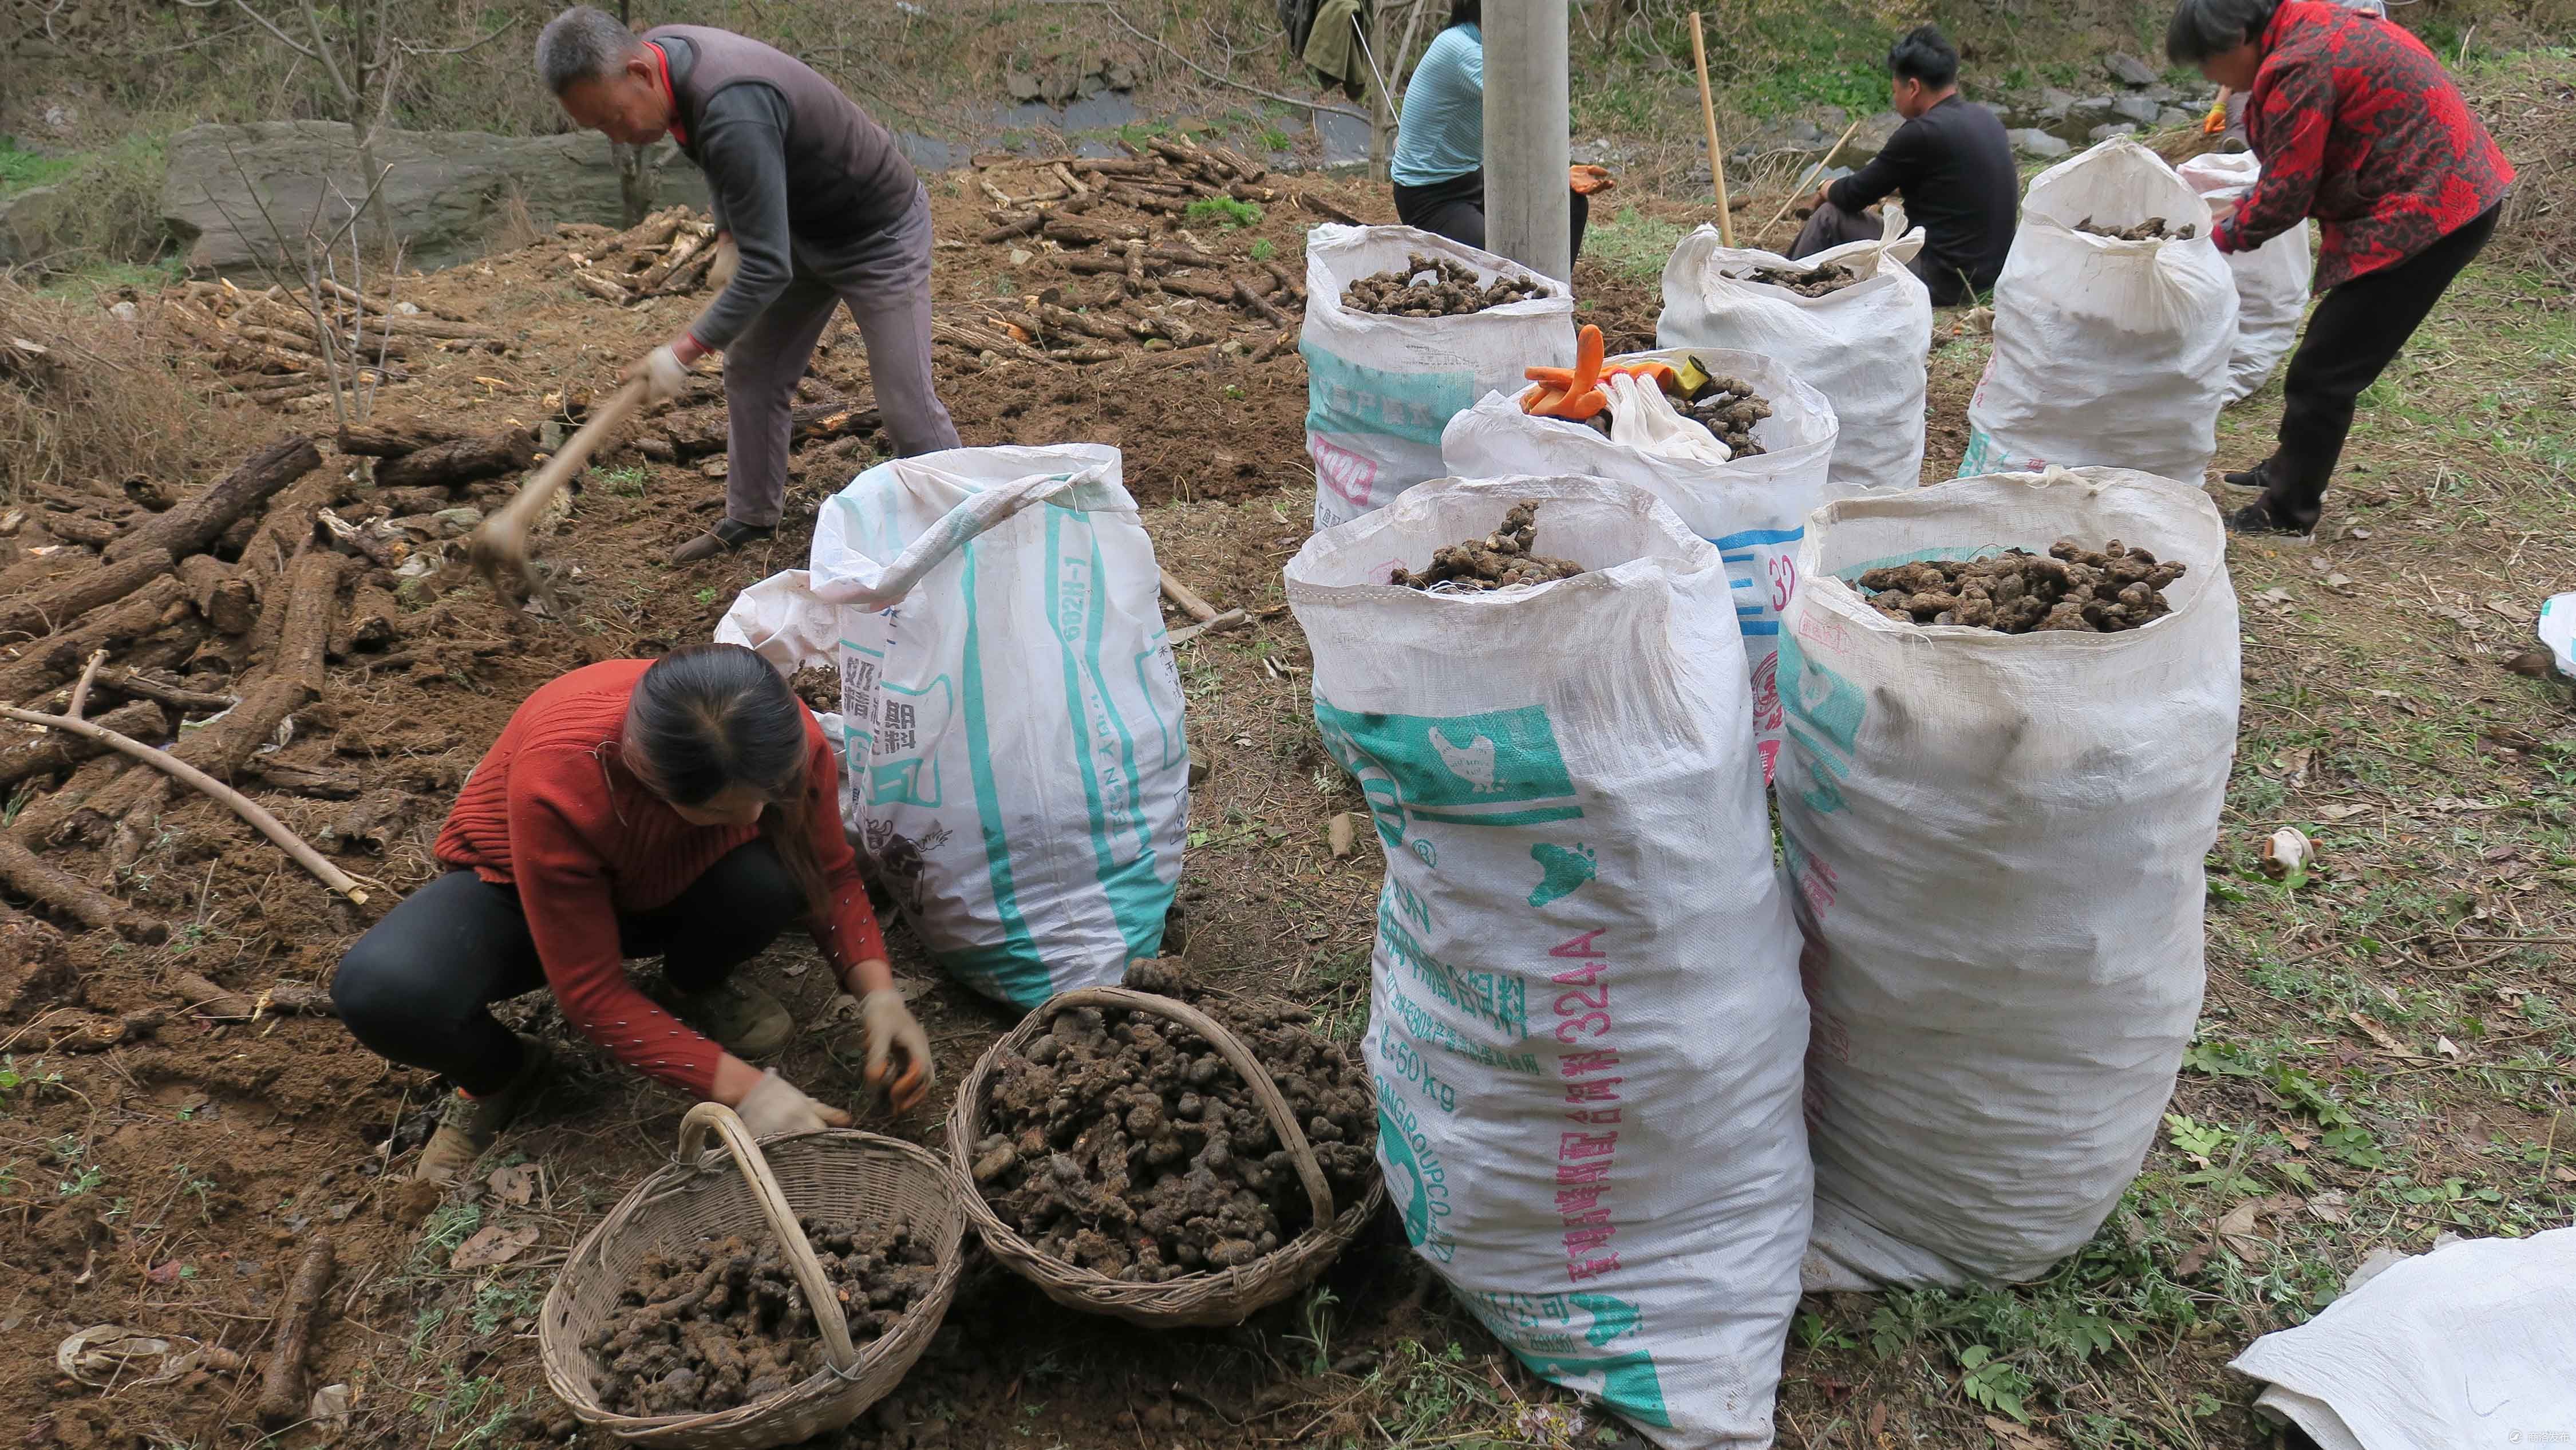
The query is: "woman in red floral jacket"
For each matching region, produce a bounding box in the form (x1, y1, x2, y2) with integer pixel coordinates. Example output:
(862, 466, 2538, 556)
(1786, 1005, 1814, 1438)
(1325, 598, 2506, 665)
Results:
(2167, 0, 2513, 537)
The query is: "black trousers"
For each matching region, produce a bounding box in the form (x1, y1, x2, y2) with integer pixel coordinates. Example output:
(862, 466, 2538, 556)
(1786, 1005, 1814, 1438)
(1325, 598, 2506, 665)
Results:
(1787, 200, 1980, 307)
(330, 840, 800, 1095)
(1390, 169, 1591, 264)
(2264, 204, 2500, 530)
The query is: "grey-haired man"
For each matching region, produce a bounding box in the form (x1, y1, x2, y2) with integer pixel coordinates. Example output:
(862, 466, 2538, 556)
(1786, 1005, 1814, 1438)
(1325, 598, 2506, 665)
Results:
(536, 6, 960, 563)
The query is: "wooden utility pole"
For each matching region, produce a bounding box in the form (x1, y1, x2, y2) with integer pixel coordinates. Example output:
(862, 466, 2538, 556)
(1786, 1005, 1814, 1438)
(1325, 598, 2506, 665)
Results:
(1482, 0, 1570, 280)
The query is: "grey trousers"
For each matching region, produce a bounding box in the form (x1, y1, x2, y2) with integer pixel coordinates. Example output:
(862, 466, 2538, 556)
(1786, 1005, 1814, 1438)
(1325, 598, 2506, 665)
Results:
(721, 181, 961, 527)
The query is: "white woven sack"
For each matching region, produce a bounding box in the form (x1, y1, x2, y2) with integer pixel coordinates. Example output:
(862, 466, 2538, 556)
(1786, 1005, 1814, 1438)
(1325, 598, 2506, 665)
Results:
(1657, 208, 1931, 492)
(716, 444, 1190, 1008)
(1299, 224, 1575, 532)
(2178, 151, 2313, 404)
(1289, 474, 1809, 1448)
(1439, 347, 1847, 780)
(1961, 140, 2239, 480)
(1773, 467, 2239, 1287)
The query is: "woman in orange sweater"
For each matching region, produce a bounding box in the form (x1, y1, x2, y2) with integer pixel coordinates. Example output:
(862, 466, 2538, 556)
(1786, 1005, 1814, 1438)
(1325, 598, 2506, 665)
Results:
(332, 643, 933, 1182)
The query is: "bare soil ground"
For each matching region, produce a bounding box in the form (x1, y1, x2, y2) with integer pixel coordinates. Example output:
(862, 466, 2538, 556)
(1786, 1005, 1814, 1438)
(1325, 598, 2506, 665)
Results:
(5, 56, 2574, 1450)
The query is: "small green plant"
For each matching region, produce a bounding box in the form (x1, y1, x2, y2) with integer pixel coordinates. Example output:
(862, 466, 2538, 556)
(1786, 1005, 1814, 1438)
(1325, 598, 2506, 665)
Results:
(694, 586, 718, 606)
(595, 464, 650, 497)
(1184, 196, 1261, 230)
(1259, 127, 1293, 152)
(1957, 1345, 2036, 1422)
(1290, 1284, 1339, 1374)
(1250, 238, 1276, 262)
(0, 1055, 64, 1102)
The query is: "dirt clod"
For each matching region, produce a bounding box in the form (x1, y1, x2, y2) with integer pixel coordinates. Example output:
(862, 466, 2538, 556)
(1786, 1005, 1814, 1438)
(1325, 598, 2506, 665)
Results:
(1857, 539, 2187, 633)
(584, 1216, 937, 1417)
(1340, 254, 1545, 317)
(2073, 216, 2198, 241)
(1737, 261, 1864, 297)
(970, 962, 1375, 1282)
(1389, 503, 1584, 592)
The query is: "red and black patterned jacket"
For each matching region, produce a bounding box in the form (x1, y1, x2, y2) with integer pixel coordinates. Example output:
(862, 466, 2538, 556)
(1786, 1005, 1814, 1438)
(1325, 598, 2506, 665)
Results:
(2222, 0, 2513, 289)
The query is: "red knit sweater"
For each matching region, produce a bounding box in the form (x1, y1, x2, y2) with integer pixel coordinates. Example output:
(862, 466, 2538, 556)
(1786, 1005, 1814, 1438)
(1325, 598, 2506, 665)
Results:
(432, 660, 886, 1097)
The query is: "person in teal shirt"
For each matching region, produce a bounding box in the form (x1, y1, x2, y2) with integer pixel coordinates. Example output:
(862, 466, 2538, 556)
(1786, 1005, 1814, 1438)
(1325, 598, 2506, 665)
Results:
(1390, 2, 1590, 260)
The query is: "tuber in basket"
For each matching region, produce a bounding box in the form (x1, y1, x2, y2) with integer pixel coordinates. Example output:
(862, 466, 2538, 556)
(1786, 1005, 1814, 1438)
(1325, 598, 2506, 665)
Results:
(539, 1104, 965, 1450)
(946, 985, 1384, 1328)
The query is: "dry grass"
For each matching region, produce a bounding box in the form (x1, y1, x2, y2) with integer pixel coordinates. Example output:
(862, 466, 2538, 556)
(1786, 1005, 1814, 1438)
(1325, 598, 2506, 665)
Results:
(0, 278, 248, 501)
(2475, 52, 2576, 302)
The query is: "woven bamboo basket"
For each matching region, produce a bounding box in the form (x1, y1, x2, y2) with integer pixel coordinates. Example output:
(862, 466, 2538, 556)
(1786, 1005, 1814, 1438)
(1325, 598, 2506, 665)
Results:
(539, 1104, 965, 1450)
(946, 985, 1384, 1328)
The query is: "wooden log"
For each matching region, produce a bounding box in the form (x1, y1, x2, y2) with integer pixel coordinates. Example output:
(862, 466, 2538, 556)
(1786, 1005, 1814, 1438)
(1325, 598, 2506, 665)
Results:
(0, 548, 171, 642)
(1152, 274, 1246, 305)
(0, 832, 165, 941)
(1048, 347, 1125, 364)
(1105, 187, 1191, 215)
(1250, 327, 1298, 364)
(1037, 303, 1133, 343)
(1042, 214, 1148, 247)
(0, 576, 187, 706)
(170, 968, 335, 1021)
(1235, 280, 1290, 326)
(334, 416, 465, 459)
(105, 437, 322, 563)
(931, 319, 1047, 364)
(256, 1239, 335, 1428)
(978, 213, 1045, 244)
(666, 401, 882, 461)
(599, 207, 689, 256)
(344, 313, 495, 342)
(1263, 259, 1305, 303)
(329, 584, 402, 657)
(0, 698, 164, 788)
(372, 428, 538, 490)
(11, 755, 116, 845)
(1298, 192, 1366, 226)
(571, 268, 634, 305)
(45, 1010, 164, 1052)
(85, 668, 234, 714)
(1073, 157, 1165, 177)
(175, 555, 254, 635)
(316, 276, 471, 323)
(35, 515, 118, 548)
(0, 901, 68, 1016)
(247, 760, 365, 798)
(1207, 144, 1266, 183)
(633, 224, 714, 293)
(657, 239, 721, 296)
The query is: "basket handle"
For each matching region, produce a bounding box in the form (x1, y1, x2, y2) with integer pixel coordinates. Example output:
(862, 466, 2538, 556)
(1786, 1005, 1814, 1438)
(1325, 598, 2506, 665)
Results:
(1050, 986, 1337, 1234)
(674, 1103, 860, 1373)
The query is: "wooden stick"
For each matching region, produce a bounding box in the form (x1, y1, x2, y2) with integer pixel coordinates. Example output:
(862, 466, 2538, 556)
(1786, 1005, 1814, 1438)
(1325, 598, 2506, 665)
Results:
(169, 968, 335, 1021)
(0, 698, 163, 789)
(0, 705, 369, 904)
(1687, 13, 1735, 248)
(1169, 609, 1249, 645)
(64, 651, 106, 722)
(257, 1239, 335, 1428)
(1760, 117, 1865, 242)
(1159, 569, 1223, 623)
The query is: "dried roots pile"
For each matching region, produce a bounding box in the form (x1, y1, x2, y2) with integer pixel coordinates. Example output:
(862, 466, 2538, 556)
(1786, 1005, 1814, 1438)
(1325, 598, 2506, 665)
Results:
(586, 1219, 937, 1417)
(1859, 539, 2186, 633)
(1390, 502, 1585, 592)
(2073, 216, 2198, 241)
(966, 963, 1376, 1282)
(1739, 260, 1864, 297)
(1341, 254, 1547, 316)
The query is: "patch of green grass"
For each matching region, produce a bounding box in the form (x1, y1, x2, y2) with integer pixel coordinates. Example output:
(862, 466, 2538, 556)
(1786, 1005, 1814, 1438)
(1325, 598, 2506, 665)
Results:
(1260, 127, 1294, 152)
(1184, 196, 1262, 230)
(0, 139, 79, 194)
(414, 1198, 483, 1269)
(1250, 238, 1276, 262)
(595, 463, 649, 497)
(1584, 206, 1689, 285)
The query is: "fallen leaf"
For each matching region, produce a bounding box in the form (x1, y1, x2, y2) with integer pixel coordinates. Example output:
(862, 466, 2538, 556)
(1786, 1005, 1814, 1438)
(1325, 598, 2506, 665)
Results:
(2307, 1190, 2350, 1224)
(2316, 803, 2370, 821)
(144, 1261, 184, 1285)
(2216, 1194, 2302, 1262)
(2486, 596, 2524, 621)
(2174, 1241, 2212, 1278)
(448, 1223, 539, 1270)
(2348, 1011, 2410, 1055)
(2324, 571, 2353, 591)
(2260, 587, 2296, 605)
(487, 1164, 536, 1208)
(1984, 1416, 2055, 1449)
(309, 1383, 355, 1427)
(2437, 1036, 2461, 1060)
(1327, 812, 1358, 859)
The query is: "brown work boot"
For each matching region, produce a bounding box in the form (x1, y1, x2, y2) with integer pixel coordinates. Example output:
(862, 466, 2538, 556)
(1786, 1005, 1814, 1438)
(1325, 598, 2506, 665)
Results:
(670, 517, 775, 565)
(414, 1036, 549, 1184)
(681, 980, 794, 1059)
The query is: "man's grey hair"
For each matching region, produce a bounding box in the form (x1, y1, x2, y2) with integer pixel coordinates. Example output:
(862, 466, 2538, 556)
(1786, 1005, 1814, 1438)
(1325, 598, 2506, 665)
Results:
(537, 5, 646, 94)
(2165, 0, 2281, 62)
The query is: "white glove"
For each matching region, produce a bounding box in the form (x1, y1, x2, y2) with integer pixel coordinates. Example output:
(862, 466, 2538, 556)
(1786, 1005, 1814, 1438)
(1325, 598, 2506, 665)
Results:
(1603, 370, 1731, 464)
(706, 233, 738, 292)
(629, 343, 691, 404)
(859, 988, 935, 1112)
(733, 1069, 851, 1139)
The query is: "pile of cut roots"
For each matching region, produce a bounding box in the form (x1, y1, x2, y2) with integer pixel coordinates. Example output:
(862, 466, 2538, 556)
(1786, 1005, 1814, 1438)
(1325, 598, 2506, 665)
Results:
(1859, 539, 2186, 633)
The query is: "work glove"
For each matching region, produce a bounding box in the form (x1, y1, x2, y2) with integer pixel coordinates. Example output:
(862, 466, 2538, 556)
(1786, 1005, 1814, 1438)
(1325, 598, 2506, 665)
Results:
(733, 1069, 852, 1139)
(827, 989, 935, 1113)
(706, 232, 738, 291)
(623, 342, 693, 404)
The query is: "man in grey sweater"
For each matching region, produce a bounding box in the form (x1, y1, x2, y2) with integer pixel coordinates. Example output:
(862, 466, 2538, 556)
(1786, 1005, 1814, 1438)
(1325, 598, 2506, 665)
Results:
(538, 7, 960, 563)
